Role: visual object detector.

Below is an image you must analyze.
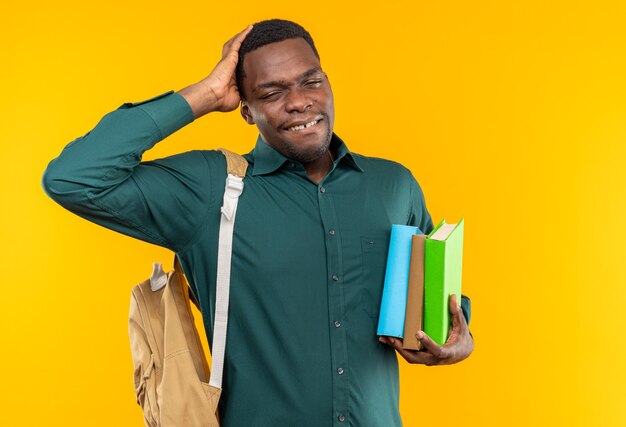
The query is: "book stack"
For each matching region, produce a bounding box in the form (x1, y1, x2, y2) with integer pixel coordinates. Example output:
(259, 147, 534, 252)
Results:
(376, 219, 464, 348)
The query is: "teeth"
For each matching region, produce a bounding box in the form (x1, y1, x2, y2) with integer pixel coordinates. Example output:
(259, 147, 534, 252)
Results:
(288, 119, 319, 131)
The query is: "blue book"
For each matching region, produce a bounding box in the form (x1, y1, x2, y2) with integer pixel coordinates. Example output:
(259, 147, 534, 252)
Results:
(376, 224, 423, 337)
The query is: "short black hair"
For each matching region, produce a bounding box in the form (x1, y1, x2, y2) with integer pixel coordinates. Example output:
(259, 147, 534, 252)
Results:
(236, 19, 320, 99)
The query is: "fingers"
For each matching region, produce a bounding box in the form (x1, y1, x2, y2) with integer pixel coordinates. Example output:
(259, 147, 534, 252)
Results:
(379, 336, 439, 365)
(449, 293, 458, 308)
(449, 293, 459, 317)
(396, 346, 438, 365)
(449, 293, 466, 330)
(379, 336, 403, 350)
(222, 25, 254, 59)
(416, 331, 449, 358)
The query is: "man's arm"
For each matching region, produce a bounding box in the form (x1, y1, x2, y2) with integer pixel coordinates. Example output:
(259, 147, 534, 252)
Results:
(41, 26, 253, 252)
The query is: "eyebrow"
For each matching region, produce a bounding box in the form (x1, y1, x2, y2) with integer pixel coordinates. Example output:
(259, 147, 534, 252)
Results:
(254, 67, 323, 93)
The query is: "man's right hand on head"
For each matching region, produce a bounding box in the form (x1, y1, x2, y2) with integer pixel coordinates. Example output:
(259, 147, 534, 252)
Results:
(178, 25, 253, 119)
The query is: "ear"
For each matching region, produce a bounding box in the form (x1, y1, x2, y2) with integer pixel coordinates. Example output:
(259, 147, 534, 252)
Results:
(240, 101, 255, 125)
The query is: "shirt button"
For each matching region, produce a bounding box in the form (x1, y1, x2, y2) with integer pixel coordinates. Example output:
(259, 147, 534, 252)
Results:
(337, 367, 344, 375)
(319, 187, 326, 193)
(338, 415, 346, 422)
(332, 274, 339, 282)
(334, 320, 341, 328)
(329, 228, 335, 236)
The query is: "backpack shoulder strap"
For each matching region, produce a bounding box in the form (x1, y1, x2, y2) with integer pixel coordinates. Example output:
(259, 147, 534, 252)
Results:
(217, 147, 248, 178)
(172, 147, 247, 390)
(172, 147, 248, 290)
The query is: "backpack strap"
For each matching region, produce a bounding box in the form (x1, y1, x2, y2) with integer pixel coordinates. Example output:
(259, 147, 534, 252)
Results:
(173, 147, 248, 390)
(209, 148, 247, 388)
(217, 148, 248, 178)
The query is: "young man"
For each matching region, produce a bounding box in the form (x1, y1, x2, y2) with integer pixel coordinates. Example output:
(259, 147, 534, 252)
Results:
(43, 19, 473, 427)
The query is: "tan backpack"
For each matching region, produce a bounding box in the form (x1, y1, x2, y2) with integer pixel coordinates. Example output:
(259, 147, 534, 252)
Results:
(128, 148, 248, 426)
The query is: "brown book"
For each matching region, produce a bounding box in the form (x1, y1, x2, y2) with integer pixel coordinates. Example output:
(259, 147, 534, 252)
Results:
(402, 234, 426, 350)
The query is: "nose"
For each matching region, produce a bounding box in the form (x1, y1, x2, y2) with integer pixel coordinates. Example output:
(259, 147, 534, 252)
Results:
(284, 87, 313, 113)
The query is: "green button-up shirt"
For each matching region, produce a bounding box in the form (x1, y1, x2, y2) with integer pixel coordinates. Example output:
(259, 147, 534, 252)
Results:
(43, 90, 437, 426)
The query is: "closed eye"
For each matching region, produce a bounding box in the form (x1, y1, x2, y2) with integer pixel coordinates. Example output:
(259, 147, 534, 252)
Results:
(260, 92, 280, 100)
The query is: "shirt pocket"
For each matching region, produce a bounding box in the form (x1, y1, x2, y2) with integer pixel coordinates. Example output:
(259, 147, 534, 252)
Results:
(359, 235, 390, 319)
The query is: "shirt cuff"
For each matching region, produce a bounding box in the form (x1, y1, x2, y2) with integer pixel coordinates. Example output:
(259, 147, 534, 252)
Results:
(119, 90, 195, 140)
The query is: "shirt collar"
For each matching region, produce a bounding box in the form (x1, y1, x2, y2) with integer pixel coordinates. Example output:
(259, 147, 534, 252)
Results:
(244, 132, 364, 176)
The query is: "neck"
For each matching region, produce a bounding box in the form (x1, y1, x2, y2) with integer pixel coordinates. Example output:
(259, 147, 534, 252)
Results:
(304, 148, 334, 184)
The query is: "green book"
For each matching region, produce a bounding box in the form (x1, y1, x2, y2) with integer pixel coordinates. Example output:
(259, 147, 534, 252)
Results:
(424, 218, 464, 345)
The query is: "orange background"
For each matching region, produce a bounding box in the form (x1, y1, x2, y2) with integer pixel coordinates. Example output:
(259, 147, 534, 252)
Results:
(2, 1, 625, 425)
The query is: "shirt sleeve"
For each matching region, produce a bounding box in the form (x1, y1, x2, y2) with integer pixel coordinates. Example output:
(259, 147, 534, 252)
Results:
(41, 90, 212, 252)
(407, 173, 434, 235)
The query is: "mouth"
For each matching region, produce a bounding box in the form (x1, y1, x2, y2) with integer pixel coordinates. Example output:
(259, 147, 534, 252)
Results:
(283, 117, 323, 132)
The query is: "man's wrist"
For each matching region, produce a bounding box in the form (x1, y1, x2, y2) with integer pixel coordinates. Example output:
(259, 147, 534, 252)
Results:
(132, 91, 195, 140)
(177, 81, 219, 120)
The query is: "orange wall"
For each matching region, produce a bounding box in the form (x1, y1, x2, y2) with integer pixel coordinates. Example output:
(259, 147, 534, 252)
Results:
(2, 1, 625, 425)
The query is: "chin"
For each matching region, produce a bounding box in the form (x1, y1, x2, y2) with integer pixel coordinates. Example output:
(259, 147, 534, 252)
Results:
(291, 142, 331, 163)
(285, 134, 332, 163)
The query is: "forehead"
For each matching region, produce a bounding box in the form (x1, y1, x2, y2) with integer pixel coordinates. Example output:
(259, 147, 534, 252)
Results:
(243, 38, 321, 89)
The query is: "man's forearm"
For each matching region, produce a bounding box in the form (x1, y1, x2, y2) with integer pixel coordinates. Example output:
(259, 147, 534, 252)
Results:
(42, 90, 194, 211)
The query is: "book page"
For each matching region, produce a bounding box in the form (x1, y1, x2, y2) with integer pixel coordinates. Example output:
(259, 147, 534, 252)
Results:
(429, 223, 457, 241)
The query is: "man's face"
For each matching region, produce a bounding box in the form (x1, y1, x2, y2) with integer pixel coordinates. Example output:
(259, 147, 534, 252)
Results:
(240, 37, 335, 163)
